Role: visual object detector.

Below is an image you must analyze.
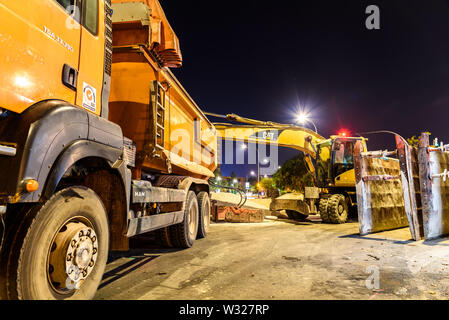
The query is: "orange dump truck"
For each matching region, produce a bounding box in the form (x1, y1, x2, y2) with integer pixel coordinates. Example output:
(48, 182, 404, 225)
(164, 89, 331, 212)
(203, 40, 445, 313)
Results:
(0, 0, 216, 300)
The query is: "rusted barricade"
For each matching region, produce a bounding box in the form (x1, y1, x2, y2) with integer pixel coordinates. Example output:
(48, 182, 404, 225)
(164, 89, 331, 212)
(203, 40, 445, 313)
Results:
(354, 141, 409, 235)
(396, 136, 424, 240)
(418, 133, 449, 240)
(355, 132, 449, 241)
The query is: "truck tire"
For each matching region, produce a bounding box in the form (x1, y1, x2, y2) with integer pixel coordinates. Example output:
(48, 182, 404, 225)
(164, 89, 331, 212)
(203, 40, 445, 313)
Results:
(170, 191, 199, 248)
(319, 198, 330, 223)
(327, 194, 348, 224)
(286, 210, 308, 221)
(5, 186, 109, 300)
(197, 192, 211, 239)
(155, 227, 174, 248)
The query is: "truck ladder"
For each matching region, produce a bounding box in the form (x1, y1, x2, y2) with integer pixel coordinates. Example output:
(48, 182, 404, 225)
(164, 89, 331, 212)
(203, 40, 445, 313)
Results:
(151, 81, 166, 155)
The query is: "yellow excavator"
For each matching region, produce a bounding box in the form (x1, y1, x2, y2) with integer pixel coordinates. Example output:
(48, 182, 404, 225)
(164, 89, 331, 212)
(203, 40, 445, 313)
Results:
(206, 112, 368, 224)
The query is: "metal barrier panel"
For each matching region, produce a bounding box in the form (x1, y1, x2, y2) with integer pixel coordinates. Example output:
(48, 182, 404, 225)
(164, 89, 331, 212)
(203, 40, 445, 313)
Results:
(418, 133, 449, 240)
(396, 136, 424, 240)
(354, 141, 409, 235)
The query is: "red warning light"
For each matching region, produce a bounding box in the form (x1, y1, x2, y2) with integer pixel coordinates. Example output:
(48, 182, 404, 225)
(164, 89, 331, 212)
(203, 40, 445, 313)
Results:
(338, 130, 349, 137)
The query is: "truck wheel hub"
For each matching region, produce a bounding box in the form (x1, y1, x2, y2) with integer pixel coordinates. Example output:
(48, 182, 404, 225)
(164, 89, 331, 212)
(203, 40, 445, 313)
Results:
(48, 220, 98, 293)
(338, 205, 344, 214)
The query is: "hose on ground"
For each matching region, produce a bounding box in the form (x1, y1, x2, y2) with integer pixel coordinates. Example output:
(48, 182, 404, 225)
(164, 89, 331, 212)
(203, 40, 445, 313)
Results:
(208, 179, 248, 209)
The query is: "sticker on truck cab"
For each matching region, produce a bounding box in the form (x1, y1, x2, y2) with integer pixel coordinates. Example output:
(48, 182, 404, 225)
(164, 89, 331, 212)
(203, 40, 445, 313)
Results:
(83, 82, 97, 112)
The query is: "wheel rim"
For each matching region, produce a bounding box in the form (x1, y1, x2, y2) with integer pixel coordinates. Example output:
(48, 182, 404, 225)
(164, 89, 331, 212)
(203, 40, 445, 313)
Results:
(203, 198, 210, 232)
(47, 217, 99, 295)
(188, 204, 197, 239)
(338, 204, 344, 215)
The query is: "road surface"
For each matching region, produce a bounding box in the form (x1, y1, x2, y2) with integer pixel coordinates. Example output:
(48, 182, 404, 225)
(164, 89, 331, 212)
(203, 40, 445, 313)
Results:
(95, 217, 449, 300)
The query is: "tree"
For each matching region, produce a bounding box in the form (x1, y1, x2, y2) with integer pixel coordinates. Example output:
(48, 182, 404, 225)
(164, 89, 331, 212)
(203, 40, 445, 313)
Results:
(260, 177, 279, 198)
(407, 136, 420, 148)
(273, 153, 314, 192)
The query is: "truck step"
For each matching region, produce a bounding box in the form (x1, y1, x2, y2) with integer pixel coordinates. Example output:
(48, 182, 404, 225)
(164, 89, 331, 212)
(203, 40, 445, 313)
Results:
(127, 210, 184, 237)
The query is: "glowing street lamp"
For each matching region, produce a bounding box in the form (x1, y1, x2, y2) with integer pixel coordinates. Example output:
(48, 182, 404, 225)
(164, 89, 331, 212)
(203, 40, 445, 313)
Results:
(296, 111, 318, 133)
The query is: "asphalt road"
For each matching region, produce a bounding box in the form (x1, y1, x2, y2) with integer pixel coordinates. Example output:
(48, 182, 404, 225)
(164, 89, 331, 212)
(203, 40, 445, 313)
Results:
(95, 217, 449, 300)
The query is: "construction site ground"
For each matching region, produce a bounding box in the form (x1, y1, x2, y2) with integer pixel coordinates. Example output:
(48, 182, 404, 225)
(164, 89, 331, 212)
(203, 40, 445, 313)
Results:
(95, 197, 449, 300)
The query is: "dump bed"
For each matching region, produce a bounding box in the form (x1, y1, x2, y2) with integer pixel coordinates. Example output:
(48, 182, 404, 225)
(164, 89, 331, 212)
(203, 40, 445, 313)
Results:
(109, 0, 217, 179)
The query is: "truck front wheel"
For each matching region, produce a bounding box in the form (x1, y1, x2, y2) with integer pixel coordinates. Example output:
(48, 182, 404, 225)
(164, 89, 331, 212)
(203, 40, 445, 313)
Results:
(6, 186, 109, 300)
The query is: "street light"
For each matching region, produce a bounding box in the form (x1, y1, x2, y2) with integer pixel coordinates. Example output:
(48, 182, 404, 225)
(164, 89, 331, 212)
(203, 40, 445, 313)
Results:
(296, 110, 318, 133)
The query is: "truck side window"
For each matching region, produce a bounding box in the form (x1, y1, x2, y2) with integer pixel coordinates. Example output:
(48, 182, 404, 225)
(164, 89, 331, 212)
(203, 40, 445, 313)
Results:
(55, 0, 73, 10)
(83, 0, 98, 35)
(53, 0, 81, 23)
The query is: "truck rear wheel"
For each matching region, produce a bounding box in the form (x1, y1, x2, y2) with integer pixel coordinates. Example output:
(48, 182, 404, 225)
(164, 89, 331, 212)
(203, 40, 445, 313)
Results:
(197, 192, 211, 239)
(327, 194, 348, 224)
(5, 186, 109, 300)
(319, 198, 330, 223)
(170, 191, 199, 248)
(155, 227, 174, 248)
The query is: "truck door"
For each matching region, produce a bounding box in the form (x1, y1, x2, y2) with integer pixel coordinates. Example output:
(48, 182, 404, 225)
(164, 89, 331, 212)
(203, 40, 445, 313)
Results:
(75, 0, 106, 116)
(0, 0, 81, 113)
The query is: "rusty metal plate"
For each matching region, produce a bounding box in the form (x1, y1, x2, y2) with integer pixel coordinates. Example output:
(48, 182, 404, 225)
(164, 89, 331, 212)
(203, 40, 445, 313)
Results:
(354, 141, 409, 235)
(418, 133, 449, 240)
(396, 136, 424, 240)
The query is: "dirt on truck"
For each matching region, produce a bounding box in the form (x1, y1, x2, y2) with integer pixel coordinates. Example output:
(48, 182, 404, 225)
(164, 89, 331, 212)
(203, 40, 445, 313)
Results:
(0, 0, 217, 300)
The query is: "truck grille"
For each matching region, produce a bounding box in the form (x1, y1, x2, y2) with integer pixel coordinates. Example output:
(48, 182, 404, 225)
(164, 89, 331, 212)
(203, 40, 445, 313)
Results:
(123, 137, 136, 167)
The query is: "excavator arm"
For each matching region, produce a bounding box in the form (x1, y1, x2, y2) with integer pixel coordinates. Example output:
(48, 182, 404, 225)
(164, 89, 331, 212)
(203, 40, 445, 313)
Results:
(207, 112, 325, 159)
(206, 112, 326, 174)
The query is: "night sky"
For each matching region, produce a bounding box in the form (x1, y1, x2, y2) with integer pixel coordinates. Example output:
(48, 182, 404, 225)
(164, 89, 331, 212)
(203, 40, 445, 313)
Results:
(161, 0, 449, 177)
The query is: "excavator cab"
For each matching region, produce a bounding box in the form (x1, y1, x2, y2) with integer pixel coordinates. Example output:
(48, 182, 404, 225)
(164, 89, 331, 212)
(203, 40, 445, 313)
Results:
(316, 136, 367, 188)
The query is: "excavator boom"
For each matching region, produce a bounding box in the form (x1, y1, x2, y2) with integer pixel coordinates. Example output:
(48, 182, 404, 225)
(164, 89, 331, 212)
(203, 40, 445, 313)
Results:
(207, 112, 326, 159)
